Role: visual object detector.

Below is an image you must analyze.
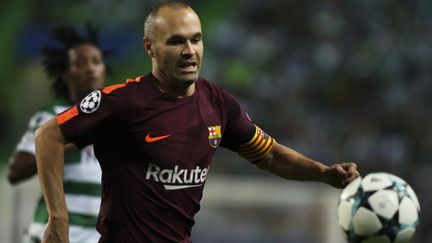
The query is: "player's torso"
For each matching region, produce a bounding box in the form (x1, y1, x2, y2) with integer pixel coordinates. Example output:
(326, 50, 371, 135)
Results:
(127, 88, 222, 188)
(95, 77, 227, 242)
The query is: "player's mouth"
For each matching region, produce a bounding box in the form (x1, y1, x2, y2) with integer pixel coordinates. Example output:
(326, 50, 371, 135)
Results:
(177, 61, 198, 73)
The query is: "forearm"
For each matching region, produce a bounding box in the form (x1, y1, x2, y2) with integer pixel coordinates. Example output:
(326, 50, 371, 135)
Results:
(8, 143, 77, 185)
(7, 152, 38, 184)
(255, 142, 330, 183)
(35, 119, 68, 221)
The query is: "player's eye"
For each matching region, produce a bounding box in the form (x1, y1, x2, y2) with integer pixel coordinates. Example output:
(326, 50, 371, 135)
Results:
(92, 57, 103, 65)
(190, 33, 202, 44)
(191, 38, 201, 44)
(167, 37, 185, 45)
(74, 59, 86, 67)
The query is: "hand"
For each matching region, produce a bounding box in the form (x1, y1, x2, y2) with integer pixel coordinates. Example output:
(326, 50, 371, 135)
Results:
(42, 217, 69, 243)
(325, 162, 360, 188)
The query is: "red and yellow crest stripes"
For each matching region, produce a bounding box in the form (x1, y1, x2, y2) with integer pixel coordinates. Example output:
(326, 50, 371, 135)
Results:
(208, 125, 222, 148)
(237, 125, 275, 163)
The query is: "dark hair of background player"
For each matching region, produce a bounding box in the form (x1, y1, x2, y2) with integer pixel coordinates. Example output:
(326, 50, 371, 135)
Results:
(42, 22, 113, 101)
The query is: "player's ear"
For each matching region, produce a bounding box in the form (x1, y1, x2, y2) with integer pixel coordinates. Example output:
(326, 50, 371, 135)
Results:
(143, 37, 155, 57)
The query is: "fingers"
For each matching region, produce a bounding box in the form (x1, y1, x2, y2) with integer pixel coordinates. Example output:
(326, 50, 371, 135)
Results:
(348, 163, 359, 176)
(335, 164, 348, 176)
(343, 162, 360, 184)
(328, 162, 360, 188)
(332, 162, 360, 187)
(338, 163, 358, 175)
(348, 162, 357, 173)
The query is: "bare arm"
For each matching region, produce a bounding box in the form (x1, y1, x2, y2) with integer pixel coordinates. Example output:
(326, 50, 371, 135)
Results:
(35, 117, 69, 243)
(7, 144, 77, 185)
(255, 141, 359, 188)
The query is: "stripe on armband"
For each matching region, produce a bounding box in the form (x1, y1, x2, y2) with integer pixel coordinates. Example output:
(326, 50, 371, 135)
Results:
(237, 125, 275, 163)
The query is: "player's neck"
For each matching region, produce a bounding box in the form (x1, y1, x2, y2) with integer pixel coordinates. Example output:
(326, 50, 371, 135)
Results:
(152, 71, 195, 98)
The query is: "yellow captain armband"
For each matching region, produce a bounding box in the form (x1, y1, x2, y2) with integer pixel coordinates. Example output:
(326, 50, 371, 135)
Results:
(237, 125, 275, 163)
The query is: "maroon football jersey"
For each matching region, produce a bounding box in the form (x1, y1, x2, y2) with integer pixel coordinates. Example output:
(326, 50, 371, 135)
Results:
(57, 74, 275, 242)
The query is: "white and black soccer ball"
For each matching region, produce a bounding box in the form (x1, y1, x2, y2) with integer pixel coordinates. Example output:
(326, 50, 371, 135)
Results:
(337, 172, 420, 243)
(80, 90, 101, 113)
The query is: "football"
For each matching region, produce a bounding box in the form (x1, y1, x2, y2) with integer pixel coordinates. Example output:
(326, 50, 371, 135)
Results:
(337, 172, 420, 243)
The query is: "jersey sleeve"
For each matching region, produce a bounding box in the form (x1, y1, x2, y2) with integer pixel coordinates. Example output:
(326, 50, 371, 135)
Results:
(15, 111, 55, 155)
(220, 91, 275, 163)
(57, 84, 127, 149)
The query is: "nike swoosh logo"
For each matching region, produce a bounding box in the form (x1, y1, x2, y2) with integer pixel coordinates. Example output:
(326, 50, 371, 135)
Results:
(145, 133, 171, 143)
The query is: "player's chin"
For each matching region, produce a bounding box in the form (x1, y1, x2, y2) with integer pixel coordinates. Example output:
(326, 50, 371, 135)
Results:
(177, 73, 199, 84)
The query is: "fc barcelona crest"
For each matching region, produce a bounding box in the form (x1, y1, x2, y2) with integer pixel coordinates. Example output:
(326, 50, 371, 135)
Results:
(208, 125, 222, 148)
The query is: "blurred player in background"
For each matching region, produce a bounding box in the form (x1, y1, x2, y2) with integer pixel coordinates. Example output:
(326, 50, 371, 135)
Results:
(35, 1, 360, 243)
(7, 23, 110, 243)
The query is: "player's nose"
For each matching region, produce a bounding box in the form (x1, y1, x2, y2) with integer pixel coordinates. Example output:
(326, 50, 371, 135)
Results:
(181, 41, 195, 57)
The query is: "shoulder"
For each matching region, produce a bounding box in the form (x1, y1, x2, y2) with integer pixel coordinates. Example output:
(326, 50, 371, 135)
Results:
(197, 78, 242, 110)
(102, 75, 144, 95)
(101, 74, 155, 98)
(196, 77, 235, 101)
(83, 74, 156, 113)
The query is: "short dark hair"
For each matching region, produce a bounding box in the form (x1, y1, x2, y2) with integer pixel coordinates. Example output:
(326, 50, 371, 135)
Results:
(42, 22, 112, 100)
(144, 0, 192, 39)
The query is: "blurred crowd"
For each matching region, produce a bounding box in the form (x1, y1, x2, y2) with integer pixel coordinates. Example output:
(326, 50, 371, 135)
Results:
(1, 0, 431, 242)
(204, 0, 432, 241)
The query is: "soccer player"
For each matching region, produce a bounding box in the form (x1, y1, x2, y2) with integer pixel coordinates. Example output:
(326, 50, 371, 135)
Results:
(7, 23, 109, 242)
(35, 2, 360, 243)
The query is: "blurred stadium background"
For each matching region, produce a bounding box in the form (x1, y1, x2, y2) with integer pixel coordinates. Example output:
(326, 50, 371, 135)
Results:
(1, 0, 431, 242)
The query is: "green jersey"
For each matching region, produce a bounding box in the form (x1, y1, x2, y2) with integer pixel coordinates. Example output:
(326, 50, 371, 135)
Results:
(14, 100, 101, 242)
